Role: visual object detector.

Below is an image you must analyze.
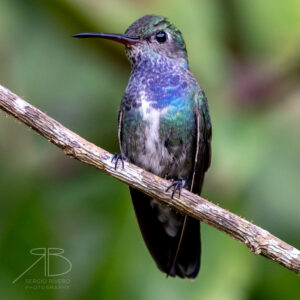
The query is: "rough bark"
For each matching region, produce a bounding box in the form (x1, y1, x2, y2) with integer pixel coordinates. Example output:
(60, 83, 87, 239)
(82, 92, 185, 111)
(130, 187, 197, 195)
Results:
(0, 84, 299, 275)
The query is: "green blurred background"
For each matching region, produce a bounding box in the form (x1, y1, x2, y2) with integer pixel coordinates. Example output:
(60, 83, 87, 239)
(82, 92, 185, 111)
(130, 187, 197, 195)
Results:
(0, 0, 299, 299)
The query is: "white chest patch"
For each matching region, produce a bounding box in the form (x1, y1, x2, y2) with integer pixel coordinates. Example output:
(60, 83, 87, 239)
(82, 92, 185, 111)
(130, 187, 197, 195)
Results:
(137, 91, 170, 175)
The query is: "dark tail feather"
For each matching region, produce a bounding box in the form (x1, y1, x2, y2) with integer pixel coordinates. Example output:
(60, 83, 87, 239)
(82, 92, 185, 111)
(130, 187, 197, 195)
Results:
(174, 217, 201, 278)
(130, 187, 200, 278)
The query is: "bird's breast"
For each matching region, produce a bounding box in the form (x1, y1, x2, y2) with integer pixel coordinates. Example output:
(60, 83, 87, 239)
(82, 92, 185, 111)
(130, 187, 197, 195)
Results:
(121, 87, 196, 179)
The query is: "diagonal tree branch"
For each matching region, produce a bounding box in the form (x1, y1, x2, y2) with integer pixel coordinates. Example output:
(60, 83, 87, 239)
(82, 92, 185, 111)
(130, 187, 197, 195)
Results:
(0, 83, 299, 275)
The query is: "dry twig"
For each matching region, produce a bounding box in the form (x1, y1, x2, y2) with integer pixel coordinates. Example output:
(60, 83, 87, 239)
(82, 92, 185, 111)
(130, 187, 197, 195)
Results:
(0, 84, 299, 275)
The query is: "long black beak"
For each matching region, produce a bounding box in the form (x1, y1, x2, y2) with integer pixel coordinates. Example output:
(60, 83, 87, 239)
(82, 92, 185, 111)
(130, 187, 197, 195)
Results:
(72, 32, 139, 45)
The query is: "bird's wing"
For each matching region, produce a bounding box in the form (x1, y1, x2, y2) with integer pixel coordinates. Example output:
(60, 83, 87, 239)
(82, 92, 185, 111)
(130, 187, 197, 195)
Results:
(169, 90, 212, 278)
(117, 109, 125, 155)
(190, 90, 212, 195)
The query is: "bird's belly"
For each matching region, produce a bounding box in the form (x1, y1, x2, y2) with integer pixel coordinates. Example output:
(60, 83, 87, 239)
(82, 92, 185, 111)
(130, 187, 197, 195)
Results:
(122, 108, 172, 176)
(121, 103, 196, 239)
(121, 103, 196, 180)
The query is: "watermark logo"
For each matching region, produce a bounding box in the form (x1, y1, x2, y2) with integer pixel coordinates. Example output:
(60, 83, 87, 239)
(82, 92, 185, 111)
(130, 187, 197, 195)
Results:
(13, 248, 72, 289)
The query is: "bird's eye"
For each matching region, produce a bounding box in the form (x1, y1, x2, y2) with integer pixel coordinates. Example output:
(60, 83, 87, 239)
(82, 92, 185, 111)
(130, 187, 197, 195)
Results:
(155, 31, 167, 43)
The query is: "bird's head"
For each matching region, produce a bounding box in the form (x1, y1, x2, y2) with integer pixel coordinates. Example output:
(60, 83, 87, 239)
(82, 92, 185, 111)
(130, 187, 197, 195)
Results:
(73, 15, 188, 68)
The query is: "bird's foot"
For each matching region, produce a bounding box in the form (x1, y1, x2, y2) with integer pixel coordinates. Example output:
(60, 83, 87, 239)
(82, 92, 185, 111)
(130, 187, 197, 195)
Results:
(111, 153, 127, 170)
(166, 177, 186, 199)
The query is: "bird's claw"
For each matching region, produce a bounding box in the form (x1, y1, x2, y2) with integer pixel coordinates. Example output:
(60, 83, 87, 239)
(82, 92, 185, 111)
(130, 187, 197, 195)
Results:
(166, 178, 186, 199)
(111, 153, 127, 170)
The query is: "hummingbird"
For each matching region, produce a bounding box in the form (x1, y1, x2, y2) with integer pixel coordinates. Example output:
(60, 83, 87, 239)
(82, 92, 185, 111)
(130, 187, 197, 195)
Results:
(73, 14, 212, 279)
